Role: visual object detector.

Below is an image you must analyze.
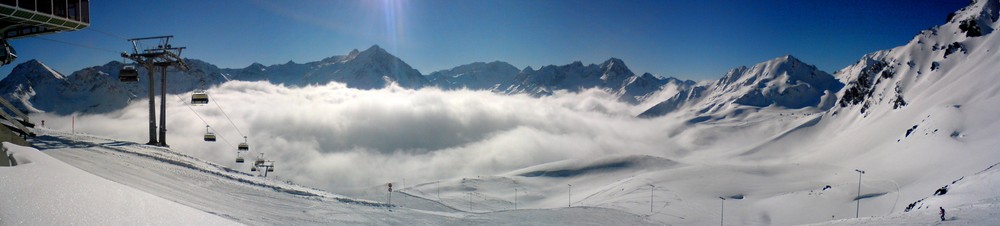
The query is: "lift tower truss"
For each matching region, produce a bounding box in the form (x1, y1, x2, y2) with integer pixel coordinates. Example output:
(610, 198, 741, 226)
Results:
(121, 36, 188, 147)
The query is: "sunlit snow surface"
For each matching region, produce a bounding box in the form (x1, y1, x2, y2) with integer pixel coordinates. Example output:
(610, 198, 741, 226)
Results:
(0, 142, 238, 225)
(8, 130, 654, 225)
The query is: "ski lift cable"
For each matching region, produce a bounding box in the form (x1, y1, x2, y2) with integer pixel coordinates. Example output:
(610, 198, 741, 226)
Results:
(174, 94, 234, 148)
(173, 94, 236, 149)
(208, 93, 245, 137)
(84, 27, 130, 41)
(29, 36, 120, 54)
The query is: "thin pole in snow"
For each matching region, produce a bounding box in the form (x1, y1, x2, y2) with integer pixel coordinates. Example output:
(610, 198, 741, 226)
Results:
(855, 169, 865, 218)
(568, 184, 572, 207)
(719, 197, 725, 226)
(650, 184, 655, 213)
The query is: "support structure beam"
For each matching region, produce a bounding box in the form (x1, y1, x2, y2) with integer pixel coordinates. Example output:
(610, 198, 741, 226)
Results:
(158, 65, 167, 147)
(122, 35, 187, 147)
(146, 66, 156, 145)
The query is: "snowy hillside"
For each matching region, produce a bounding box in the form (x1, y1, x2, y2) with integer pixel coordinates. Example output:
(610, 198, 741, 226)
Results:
(0, 142, 238, 225)
(1, 129, 656, 225)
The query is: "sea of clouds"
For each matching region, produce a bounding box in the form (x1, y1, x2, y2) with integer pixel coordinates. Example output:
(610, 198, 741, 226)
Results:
(36, 81, 686, 193)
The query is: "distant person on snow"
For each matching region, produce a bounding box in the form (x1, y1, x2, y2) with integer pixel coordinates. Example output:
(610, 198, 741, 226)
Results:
(939, 207, 946, 221)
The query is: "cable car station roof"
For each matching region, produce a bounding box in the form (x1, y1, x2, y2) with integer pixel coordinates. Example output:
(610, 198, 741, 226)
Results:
(0, 0, 89, 39)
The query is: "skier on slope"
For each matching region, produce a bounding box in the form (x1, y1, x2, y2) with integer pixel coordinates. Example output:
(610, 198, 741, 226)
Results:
(939, 207, 946, 221)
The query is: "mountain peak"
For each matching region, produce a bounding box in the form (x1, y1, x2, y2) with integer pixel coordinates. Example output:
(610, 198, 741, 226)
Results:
(602, 57, 625, 65)
(364, 45, 387, 54)
(247, 62, 265, 68)
(10, 59, 65, 80)
(599, 57, 634, 81)
(304, 44, 427, 89)
(601, 57, 630, 68)
(938, 0, 999, 37)
(356, 44, 401, 62)
(764, 55, 801, 66)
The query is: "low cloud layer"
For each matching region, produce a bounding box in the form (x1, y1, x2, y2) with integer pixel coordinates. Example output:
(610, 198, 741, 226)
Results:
(36, 81, 681, 193)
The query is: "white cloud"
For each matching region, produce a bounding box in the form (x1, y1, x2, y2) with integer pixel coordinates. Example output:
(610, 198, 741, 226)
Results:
(35, 81, 681, 193)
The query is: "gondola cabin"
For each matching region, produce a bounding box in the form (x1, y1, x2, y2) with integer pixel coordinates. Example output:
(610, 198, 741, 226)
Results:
(0, 39, 16, 65)
(204, 132, 216, 142)
(191, 92, 209, 105)
(119, 65, 138, 82)
(238, 142, 249, 151)
(235, 156, 245, 163)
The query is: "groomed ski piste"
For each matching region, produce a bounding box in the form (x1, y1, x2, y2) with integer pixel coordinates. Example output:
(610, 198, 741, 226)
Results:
(0, 128, 656, 225)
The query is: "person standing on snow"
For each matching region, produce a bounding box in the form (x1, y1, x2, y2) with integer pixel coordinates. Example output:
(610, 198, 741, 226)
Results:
(939, 207, 946, 221)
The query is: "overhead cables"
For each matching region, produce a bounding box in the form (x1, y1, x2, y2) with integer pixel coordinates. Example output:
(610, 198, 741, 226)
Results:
(173, 94, 235, 149)
(29, 36, 120, 54)
(209, 93, 245, 138)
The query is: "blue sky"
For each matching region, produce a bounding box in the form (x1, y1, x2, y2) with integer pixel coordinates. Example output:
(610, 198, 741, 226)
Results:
(3, 0, 967, 81)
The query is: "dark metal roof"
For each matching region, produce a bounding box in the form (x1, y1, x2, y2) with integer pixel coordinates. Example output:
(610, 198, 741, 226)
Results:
(0, 0, 89, 39)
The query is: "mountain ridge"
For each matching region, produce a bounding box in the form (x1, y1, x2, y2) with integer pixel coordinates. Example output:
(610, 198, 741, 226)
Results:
(1, 45, 698, 114)
(638, 55, 842, 118)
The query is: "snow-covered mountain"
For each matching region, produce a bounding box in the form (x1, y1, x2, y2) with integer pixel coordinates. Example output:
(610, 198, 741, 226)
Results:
(0, 45, 687, 114)
(0, 59, 227, 114)
(298, 45, 429, 89)
(427, 61, 519, 90)
(831, 0, 999, 118)
(219, 45, 429, 89)
(498, 58, 684, 104)
(639, 55, 842, 118)
(0, 45, 433, 114)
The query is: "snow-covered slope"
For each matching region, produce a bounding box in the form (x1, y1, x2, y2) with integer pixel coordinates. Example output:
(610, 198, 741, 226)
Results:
(831, 0, 999, 118)
(808, 162, 1000, 225)
(639, 55, 842, 119)
(0, 142, 239, 225)
(8, 129, 656, 225)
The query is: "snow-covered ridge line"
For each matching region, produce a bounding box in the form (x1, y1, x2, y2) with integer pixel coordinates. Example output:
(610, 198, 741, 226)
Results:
(0, 45, 691, 115)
